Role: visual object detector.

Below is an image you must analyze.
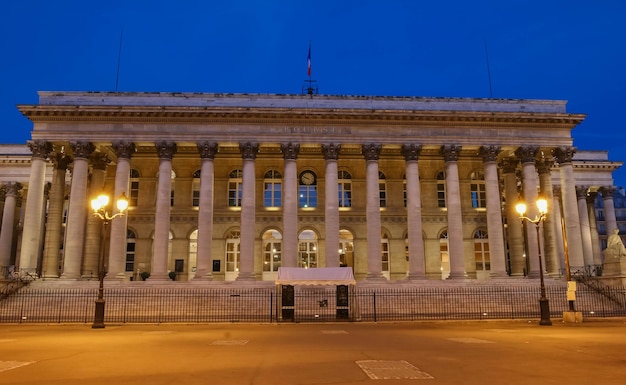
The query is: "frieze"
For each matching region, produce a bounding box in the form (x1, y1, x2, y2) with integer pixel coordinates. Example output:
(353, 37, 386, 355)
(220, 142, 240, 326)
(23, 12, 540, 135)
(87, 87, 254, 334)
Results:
(278, 126, 351, 135)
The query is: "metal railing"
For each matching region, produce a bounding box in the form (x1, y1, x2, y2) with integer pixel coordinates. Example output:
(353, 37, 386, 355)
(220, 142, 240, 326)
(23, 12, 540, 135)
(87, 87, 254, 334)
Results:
(1, 285, 625, 324)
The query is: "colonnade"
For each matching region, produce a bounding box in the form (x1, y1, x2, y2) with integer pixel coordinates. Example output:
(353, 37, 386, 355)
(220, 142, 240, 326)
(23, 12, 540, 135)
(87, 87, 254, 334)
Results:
(0, 140, 611, 282)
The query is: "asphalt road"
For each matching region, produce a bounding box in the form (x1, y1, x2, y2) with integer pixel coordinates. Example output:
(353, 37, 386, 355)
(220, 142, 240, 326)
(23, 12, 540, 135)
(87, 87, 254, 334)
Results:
(1, 319, 625, 385)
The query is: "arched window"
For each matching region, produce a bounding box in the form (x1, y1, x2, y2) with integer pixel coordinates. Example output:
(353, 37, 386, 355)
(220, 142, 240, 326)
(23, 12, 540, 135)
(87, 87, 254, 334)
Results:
(125, 230, 136, 273)
(474, 229, 490, 272)
(298, 230, 318, 268)
(192, 170, 201, 207)
(298, 171, 317, 208)
(470, 171, 487, 209)
(264, 169, 282, 208)
(437, 171, 446, 208)
(263, 229, 282, 273)
(228, 169, 243, 208)
(130, 169, 140, 206)
(338, 170, 352, 208)
(440, 230, 450, 279)
(379, 171, 387, 208)
(339, 229, 354, 268)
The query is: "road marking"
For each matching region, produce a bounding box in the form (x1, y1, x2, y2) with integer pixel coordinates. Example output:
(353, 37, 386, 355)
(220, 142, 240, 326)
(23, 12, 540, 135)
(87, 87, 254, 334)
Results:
(0, 361, 34, 372)
(211, 340, 249, 345)
(321, 330, 348, 334)
(447, 337, 494, 344)
(356, 360, 434, 380)
(143, 331, 175, 335)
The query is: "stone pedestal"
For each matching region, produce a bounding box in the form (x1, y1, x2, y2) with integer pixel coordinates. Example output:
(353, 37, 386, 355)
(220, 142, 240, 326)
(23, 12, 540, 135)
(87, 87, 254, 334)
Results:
(601, 256, 626, 286)
(562, 311, 583, 323)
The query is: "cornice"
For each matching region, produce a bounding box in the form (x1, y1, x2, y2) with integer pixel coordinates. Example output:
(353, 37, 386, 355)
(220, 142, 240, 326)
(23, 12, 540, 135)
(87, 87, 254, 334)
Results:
(18, 105, 586, 128)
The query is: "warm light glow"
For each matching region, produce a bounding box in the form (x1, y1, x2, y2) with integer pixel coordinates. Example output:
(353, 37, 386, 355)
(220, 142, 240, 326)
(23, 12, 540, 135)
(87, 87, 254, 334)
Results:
(536, 196, 548, 215)
(91, 194, 109, 211)
(515, 201, 527, 216)
(116, 192, 129, 213)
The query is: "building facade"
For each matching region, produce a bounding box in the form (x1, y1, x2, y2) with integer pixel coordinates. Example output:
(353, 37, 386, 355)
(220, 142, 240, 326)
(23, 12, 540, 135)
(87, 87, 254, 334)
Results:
(0, 92, 622, 283)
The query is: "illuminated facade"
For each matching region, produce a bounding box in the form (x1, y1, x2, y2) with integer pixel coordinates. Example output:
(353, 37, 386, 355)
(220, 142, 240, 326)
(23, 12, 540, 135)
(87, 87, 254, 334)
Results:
(0, 92, 622, 283)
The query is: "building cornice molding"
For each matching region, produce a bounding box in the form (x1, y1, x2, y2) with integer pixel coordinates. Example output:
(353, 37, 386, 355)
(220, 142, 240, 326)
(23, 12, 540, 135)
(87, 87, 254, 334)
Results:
(18, 105, 585, 128)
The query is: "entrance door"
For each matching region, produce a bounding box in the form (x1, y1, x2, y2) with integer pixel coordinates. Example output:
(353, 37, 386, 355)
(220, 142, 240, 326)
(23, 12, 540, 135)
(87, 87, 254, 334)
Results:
(225, 231, 240, 281)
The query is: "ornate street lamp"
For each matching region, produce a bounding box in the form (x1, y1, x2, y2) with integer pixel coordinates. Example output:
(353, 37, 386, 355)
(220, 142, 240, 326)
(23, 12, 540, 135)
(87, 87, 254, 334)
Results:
(90, 192, 129, 329)
(516, 195, 552, 326)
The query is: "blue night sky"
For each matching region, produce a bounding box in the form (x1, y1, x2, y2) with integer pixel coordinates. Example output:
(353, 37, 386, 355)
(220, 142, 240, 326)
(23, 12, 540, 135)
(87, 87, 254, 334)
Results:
(2, 1, 625, 184)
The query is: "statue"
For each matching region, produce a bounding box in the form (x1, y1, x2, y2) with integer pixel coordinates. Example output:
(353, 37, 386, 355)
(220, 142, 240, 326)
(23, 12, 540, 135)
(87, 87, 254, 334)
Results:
(604, 228, 626, 260)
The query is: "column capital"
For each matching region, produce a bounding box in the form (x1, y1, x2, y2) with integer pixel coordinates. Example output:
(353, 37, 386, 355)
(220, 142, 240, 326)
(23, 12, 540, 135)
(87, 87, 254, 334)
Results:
(322, 143, 341, 160)
(400, 143, 422, 161)
(70, 141, 95, 160)
(112, 141, 136, 159)
(51, 152, 72, 170)
(535, 158, 555, 175)
(362, 143, 382, 161)
(553, 146, 577, 164)
(576, 186, 589, 200)
(600, 186, 616, 199)
(586, 191, 599, 204)
(239, 142, 259, 160)
(441, 144, 461, 162)
(4, 182, 23, 196)
(280, 142, 300, 160)
(514, 146, 539, 164)
(27, 140, 53, 160)
(155, 141, 177, 159)
(498, 158, 518, 174)
(197, 141, 218, 159)
(479, 145, 501, 163)
(90, 152, 110, 171)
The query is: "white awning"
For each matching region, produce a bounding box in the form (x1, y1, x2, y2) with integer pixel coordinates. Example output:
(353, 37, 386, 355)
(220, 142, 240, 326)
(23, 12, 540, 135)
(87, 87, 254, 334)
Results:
(276, 267, 356, 286)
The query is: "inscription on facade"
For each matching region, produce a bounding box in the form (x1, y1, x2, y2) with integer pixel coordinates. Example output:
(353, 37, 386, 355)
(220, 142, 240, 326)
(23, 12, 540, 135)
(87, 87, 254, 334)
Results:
(278, 126, 351, 135)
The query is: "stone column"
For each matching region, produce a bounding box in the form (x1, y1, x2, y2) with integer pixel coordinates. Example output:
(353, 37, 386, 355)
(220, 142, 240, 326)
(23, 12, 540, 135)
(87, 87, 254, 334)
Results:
(82, 153, 110, 278)
(0, 183, 22, 267)
(149, 141, 177, 281)
(479, 146, 507, 278)
(108, 141, 136, 280)
(576, 187, 594, 266)
(238, 142, 258, 281)
(441, 145, 465, 279)
(402, 144, 426, 279)
(586, 192, 603, 265)
(194, 141, 218, 281)
(42, 153, 71, 278)
(599, 186, 618, 239)
(515, 146, 541, 277)
(363, 143, 384, 280)
(553, 147, 585, 269)
(62, 142, 95, 279)
(322, 143, 341, 268)
(536, 158, 559, 276)
(19, 141, 52, 273)
(0, 187, 5, 231)
(551, 187, 566, 275)
(281, 143, 299, 268)
(500, 158, 524, 276)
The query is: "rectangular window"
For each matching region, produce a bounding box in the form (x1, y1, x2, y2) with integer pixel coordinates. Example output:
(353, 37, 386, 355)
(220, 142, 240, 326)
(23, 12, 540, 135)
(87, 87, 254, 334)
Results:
(228, 182, 243, 207)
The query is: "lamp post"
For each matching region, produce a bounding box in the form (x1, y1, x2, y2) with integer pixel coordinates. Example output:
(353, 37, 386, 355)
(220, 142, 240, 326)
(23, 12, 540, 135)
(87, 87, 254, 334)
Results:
(516, 195, 552, 326)
(90, 192, 128, 329)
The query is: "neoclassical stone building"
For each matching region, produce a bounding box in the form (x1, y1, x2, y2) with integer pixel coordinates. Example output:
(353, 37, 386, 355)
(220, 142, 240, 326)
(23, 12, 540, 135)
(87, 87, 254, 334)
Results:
(0, 91, 622, 283)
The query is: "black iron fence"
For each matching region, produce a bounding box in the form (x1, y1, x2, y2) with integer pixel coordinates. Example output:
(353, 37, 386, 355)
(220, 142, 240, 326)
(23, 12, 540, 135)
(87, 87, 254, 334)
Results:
(1, 285, 625, 324)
